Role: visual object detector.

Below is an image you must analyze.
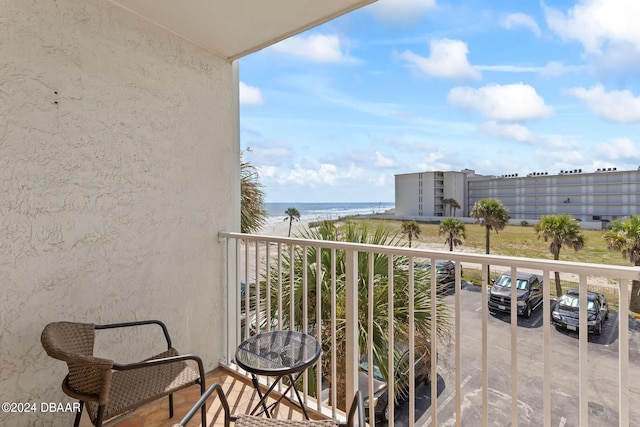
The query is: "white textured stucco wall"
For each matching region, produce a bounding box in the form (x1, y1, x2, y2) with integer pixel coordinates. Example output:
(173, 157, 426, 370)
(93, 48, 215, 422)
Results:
(1, 1, 234, 425)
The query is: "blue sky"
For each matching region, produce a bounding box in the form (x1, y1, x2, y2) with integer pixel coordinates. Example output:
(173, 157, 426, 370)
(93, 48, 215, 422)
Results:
(239, 0, 640, 203)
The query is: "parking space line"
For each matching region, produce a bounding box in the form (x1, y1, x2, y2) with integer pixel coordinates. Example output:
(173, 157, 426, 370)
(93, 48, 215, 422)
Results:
(604, 314, 618, 346)
(559, 416, 567, 427)
(531, 313, 543, 328)
(423, 375, 472, 426)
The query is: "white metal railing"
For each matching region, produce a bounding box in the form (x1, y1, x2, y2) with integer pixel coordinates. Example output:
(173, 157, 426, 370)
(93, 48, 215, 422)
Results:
(220, 231, 639, 426)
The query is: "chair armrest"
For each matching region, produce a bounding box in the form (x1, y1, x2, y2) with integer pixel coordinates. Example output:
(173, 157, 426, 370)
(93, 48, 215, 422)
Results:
(173, 384, 231, 427)
(95, 320, 172, 350)
(342, 390, 365, 427)
(112, 353, 205, 381)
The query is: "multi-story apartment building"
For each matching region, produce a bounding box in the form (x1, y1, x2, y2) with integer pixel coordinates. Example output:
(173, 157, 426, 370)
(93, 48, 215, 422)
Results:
(395, 170, 471, 217)
(395, 167, 640, 225)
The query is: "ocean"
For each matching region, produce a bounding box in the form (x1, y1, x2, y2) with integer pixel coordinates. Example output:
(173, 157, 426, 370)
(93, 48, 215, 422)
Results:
(263, 202, 394, 228)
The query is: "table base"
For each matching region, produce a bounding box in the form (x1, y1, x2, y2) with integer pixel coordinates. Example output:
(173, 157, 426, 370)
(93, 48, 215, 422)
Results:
(249, 372, 311, 420)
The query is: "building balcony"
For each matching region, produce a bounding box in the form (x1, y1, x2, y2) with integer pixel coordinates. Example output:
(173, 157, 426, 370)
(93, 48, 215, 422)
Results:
(115, 232, 639, 426)
(104, 367, 317, 427)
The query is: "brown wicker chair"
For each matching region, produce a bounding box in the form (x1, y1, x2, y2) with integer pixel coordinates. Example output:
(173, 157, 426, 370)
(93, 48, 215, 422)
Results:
(41, 320, 207, 427)
(172, 383, 365, 427)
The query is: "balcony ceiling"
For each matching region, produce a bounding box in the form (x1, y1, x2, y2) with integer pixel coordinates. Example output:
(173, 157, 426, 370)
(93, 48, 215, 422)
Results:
(109, 0, 377, 61)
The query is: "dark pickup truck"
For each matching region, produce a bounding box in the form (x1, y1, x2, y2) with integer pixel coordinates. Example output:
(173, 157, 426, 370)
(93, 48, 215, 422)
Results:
(488, 272, 543, 318)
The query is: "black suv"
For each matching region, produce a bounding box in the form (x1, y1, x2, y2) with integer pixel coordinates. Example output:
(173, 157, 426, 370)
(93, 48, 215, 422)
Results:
(552, 289, 609, 335)
(488, 272, 543, 318)
(359, 343, 432, 422)
(416, 260, 461, 292)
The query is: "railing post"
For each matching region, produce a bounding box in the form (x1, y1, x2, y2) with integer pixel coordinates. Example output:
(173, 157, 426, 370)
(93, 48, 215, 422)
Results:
(345, 248, 359, 409)
(619, 279, 630, 427)
(579, 275, 588, 426)
(543, 269, 551, 427)
(481, 263, 489, 426)
(223, 236, 237, 365)
(510, 266, 518, 427)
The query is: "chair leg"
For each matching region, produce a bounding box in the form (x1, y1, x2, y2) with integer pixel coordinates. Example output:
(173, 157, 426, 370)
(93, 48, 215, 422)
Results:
(199, 380, 207, 427)
(73, 401, 83, 427)
(95, 405, 105, 427)
(169, 394, 174, 418)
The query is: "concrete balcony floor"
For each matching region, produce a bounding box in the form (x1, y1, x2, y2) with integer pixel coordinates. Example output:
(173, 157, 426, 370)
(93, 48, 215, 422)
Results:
(83, 367, 323, 427)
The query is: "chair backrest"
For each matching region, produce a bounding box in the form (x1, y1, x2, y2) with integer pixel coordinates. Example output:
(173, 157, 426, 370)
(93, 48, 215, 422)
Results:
(41, 322, 114, 404)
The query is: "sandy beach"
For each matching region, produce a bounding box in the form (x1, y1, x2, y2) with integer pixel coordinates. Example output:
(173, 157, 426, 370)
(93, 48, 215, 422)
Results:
(259, 219, 302, 237)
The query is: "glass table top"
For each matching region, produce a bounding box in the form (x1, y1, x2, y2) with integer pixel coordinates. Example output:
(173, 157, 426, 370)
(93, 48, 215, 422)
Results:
(235, 330, 321, 376)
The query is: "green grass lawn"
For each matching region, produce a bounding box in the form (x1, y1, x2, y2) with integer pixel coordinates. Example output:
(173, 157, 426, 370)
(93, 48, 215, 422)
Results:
(347, 218, 629, 267)
(322, 217, 635, 308)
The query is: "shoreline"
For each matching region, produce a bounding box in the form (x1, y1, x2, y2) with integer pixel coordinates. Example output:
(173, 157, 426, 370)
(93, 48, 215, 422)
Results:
(259, 208, 396, 238)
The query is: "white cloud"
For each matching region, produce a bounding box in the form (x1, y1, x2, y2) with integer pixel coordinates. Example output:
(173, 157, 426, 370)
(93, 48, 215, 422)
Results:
(539, 61, 582, 77)
(535, 148, 585, 166)
(533, 136, 586, 171)
(368, 0, 437, 25)
(566, 85, 640, 123)
(270, 163, 366, 187)
(475, 65, 542, 73)
(399, 39, 481, 81)
(480, 121, 535, 143)
(246, 140, 293, 166)
(448, 83, 552, 121)
(542, 135, 581, 150)
(375, 173, 388, 186)
(417, 152, 450, 171)
(544, 0, 640, 71)
(501, 13, 541, 38)
(374, 151, 395, 167)
(270, 34, 353, 63)
(260, 166, 278, 178)
(593, 138, 640, 161)
(276, 163, 338, 185)
(239, 82, 264, 105)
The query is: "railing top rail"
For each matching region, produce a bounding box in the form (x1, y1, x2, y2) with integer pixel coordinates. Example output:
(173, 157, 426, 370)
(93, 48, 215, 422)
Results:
(220, 231, 640, 281)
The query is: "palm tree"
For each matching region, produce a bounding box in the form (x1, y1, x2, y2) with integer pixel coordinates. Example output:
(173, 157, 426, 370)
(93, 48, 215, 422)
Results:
(470, 199, 509, 255)
(261, 221, 450, 409)
(534, 214, 585, 297)
(442, 199, 452, 216)
(470, 199, 509, 279)
(449, 199, 461, 217)
(283, 207, 301, 237)
(401, 220, 421, 247)
(603, 215, 640, 313)
(442, 198, 461, 216)
(240, 152, 267, 234)
(439, 217, 466, 251)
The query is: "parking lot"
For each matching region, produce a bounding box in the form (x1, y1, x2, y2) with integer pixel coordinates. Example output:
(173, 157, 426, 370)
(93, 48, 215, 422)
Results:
(380, 282, 640, 426)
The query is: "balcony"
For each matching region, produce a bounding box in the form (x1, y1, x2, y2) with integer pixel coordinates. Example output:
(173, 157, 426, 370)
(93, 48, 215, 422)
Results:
(104, 231, 638, 426)
(216, 231, 639, 426)
(105, 367, 316, 426)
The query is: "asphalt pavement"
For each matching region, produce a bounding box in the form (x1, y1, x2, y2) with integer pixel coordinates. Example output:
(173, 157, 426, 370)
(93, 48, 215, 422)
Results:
(376, 281, 640, 427)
